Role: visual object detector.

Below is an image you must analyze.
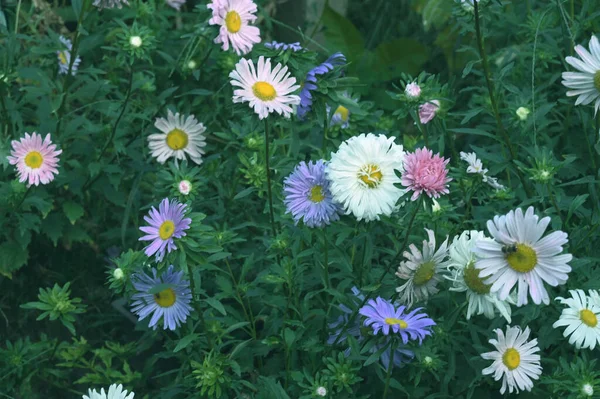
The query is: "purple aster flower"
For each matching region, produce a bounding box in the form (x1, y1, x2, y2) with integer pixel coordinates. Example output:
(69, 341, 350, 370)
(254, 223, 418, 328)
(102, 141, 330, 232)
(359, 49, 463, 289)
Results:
(359, 297, 435, 344)
(328, 287, 415, 370)
(130, 265, 193, 330)
(297, 52, 346, 119)
(139, 198, 192, 261)
(264, 41, 303, 52)
(283, 160, 341, 228)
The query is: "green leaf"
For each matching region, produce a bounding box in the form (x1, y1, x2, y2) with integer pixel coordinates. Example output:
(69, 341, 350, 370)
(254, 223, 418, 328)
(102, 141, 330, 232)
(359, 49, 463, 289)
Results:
(173, 333, 199, 352)
(0, 241, 28, 277)
(62, 201, 85, 225)
(205, 297, 227, 316)
(321, 5, 365, 62)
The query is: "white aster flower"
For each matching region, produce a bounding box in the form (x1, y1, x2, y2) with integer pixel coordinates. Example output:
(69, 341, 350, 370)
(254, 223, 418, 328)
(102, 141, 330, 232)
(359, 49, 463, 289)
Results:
(553, 289, 600, 350)
(582, 383, 594, 397)
(229, 56, 300, 119)
(326, 133, 405, 222)
(83, 383, 135, 399)
(446, 230, 513, 322)
(562, 35, 600, 115)
(481, 326, 542, 395)
(459, 151, 506, 191)
(395, 229, 449, 307)
(208, 0, 261, 56)
(148, 110, 207, 165)
(129, 36, 142, 48)
(474, 206, 572, 306)
(316, 386, 327, 396)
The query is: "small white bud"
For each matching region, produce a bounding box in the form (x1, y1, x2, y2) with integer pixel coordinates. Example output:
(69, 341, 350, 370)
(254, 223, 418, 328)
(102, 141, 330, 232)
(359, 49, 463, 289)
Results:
(516, 106, 530, 121)
(424, 356, 433, 364)
(431, 199, 441, 213)
(187, 60, 197, 70)
(316, 386, 327, 397)
(113, 268, 124, 280)
(178, 180, 192, 195)
(582, 383, 594, 397)
(405, 82, 422, 99)
(129, 36, 143, 48)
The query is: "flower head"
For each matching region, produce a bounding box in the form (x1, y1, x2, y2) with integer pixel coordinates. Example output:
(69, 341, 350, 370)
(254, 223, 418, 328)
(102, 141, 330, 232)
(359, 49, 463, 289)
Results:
(92, 0, 129, 9)
(264, 41, 303, 52)
(129, 36, 142, 48)
(459, 151, 505, 190)
(326, 133, 405, 222)
(139, 198, 192, 261)
(327, 92, 355, 129)
(405, 82, 422, 99)
(83, 383, 135, 399)
(131, 265, 193, 330)
(359, 297, 435, 344)
(178, 180, 192, 196)
(474, 206, 572, 306)
(402, 147, 451, 201)
(418, 100, 440, 124)
(229, 56, 300, 119)
(446, 230, 513, 322)
(283, 160, 341, 228)
(113, 268, 125, 280)
(553, 289, 600, 350)
(516, 106, 530, 121)
(57, 36, 81, 76)
(481, 326, 542, 395)
(298, 53, 346, 119)
(149, 110, 207, 165)
(166, 0, 185, 10)
(582, 383, 594, 397)
(562, 35, 600, 115)
(8, 132, 62, 186)
(396, 229, 449, 307)
(316, 387, 327, 397)
(208, 0, 261, 56)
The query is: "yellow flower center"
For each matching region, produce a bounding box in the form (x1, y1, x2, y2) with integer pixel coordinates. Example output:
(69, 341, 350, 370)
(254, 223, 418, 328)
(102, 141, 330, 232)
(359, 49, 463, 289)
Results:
(580, 309, 598, 327)
(225, 11, 242, 33)
(24, 151, 44, 169)
(384, 317, 408, 328)
(159, 220, 175, 240)
(502, 348, 520, 370)
(252, 81, 277, 101)
(594, 70, 600, 92)
(309, 185, 325, 203)
(334, 105, 349, 122)
(359, 164, 383, 188)
(58, 51, 68, 65)
(413, 261, 436, 286)
(506, 244, 538, 273)
(464, 261, 491, 294)
(154, 288, 176, 308)
(166, 129, 189, 150)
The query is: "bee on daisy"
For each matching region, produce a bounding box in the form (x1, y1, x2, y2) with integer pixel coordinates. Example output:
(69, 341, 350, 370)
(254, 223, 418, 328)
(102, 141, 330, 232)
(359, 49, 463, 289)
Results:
(229, 56, 300, 119)
(149, 110, 207, 165)
(7, 132, 62, 186)
(553, 289, 600, 350)
(208, 0, 261, 56)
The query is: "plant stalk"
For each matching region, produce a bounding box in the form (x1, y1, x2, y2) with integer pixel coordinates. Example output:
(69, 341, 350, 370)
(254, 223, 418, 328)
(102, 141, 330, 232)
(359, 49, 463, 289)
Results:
(264, 118, 277, 238)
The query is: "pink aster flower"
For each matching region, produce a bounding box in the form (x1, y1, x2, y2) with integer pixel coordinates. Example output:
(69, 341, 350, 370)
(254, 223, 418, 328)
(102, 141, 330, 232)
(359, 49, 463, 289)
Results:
(419, 100, 440, 124)
(402, 147, 451, 201)
(7, 132, 62, 186)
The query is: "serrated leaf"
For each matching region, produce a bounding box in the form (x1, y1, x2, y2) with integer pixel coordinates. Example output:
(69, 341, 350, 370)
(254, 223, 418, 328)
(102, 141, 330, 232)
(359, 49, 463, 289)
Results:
(62, 201, 84, 225)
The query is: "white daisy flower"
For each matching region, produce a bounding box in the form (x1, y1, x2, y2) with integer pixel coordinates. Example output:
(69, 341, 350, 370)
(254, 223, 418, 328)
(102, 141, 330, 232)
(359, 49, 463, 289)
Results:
(229, 56, 301, 120)
(446, 230, 513, 322)
(459, 151, 505, 191)
(83, 383, 135, 399)
(562, 35, 600, 115)
(481, 326, 542, 395)
(552, 289, 600, 350)
(474, 206, 572, 306)
(395, 229, 449, 307)
(57, 36, 81, 76)
(208, 0, 261, 56)
(148, 110, 207, 165)
(326, 133, 405, 222)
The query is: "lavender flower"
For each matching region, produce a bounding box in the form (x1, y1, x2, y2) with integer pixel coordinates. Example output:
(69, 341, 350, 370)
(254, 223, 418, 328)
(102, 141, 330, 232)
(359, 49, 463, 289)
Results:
(264, 41, 303, 52)
(139, 198, 192, 261)
(283, 160, 341, 228)
(359, 297, 435, 344)
(297, 52, 346, 119)
(131, 265, 193, 330)
(328, 287, 415, 370)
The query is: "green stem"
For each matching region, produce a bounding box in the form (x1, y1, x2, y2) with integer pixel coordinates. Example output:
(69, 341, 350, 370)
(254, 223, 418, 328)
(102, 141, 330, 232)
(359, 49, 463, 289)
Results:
(473, 1, 531, 197)
(322, 229, 330, 289)
(322, 107, 329, 152)
(96, 67, 134, 162)
(187, 264, 213, 347)
(14, 0, 22, 34)
(0, 92, 12, 138)
(14, 186, 32, 210)
(547, 184, 566, 228)
(224, 258, 257, 340)
(264, 119, 277, 238)
(382, 340, 397, 398)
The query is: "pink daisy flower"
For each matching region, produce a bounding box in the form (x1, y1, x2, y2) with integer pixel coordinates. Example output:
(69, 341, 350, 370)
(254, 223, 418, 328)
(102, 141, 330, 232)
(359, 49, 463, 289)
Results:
(419, 100, 440, 124)
(7, 132, 62, 186)
(402, 147, 451, 201)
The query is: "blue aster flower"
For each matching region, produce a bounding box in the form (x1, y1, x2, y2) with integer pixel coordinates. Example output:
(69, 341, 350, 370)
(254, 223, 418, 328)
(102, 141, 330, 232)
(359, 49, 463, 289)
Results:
(359, 297, 435, 344)
(328, 287, 415, 371)
(130, 265, 193, 331)
(283, 160, 341, 228)
(264, 41, 303, 52)
(297, 52, 346, 119)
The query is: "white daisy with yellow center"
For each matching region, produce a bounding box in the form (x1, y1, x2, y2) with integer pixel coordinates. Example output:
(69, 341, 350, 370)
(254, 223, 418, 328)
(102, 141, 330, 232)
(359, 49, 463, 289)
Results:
(562, 35, 600, 115)
(229, 56, 301, 119)
(474, 206, 572, 306)
(208, 0, 261, 56)
(395, 229, 449, 307)
(446, 230, 514, 322)
(326, 133, 405, 222)
(148, 110, 207, 165)
(481, 326, 542, 395)
(553, 289, 600, 350)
